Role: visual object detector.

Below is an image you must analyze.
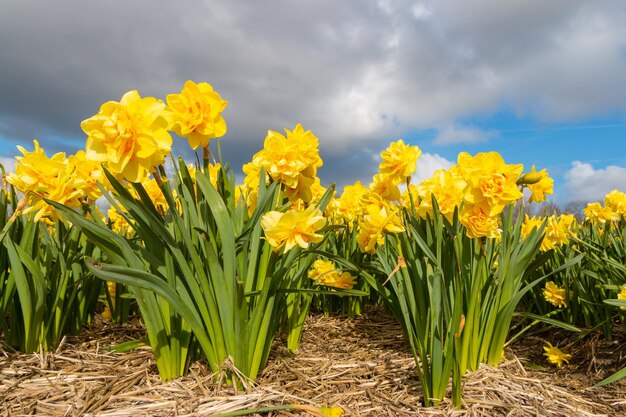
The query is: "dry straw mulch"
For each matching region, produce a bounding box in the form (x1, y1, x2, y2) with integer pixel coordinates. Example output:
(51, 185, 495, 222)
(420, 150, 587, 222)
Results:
(1, 309, 625, 416)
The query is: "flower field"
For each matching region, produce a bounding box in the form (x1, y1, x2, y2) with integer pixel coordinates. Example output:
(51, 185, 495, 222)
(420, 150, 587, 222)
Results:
(1, 81, 626, 416)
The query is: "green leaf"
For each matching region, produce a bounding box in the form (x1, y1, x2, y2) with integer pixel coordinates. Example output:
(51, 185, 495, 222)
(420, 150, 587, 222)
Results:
(595, 365, 626, 387)
(515, 312, 582, 332)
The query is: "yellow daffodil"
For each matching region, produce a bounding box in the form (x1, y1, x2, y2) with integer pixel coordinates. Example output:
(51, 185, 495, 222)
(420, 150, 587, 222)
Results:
(107, 207, 131, 236)
(67, 150, 105, 201)
(309, 259, 335, 280)
(543, 281, 567, 308)
(137, 177, 168, 212)
(459, 203, 501, 239)
(356, 203, 404, 253)
(308, 259, 357, 289)
(524, 165, 554, 204)
(251, 124, 323, 202)
(521, 215, 544, 239)
(82, 90, 172, 182)
(369, 173, 401, 201)
(414, 168, 466, 222)
(327, 181, 368, 225)
(604, 190, 626, 218)
(261, 206, 326, 252)
(540, 215, 570, 251)
(457, 151, 523, 217)
(166, 80, 227, 150)
(584, 202, 617, 224)
(543, 342, 572, 367)
(378, 139, 422, 182)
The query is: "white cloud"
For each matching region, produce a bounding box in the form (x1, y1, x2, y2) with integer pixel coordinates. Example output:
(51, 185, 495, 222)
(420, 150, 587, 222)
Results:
(413, 152, 454, 183)
(433, 125, 498, 145)
(563, 161, 626, 202)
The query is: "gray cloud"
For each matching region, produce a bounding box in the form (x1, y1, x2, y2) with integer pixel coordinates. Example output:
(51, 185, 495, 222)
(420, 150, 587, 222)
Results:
(1, 0, 625, 177)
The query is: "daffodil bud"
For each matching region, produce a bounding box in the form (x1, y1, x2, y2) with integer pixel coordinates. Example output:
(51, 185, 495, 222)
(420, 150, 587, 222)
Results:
(517, 170, 544, 185)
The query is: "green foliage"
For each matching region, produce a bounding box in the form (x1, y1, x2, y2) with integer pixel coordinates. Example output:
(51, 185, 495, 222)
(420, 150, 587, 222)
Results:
(1, 190, 102, 352)
(360, 199, 580, 407)
(53, 162, 341, 381)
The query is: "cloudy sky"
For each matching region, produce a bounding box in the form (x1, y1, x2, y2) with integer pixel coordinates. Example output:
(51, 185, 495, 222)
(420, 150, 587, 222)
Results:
(1, 0, 625, 204)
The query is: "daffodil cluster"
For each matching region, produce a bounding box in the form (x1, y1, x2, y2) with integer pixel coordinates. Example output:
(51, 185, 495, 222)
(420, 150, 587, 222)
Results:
(584, 189, 626, 224)
(522, 213, 577, 252)
(411, 152, 537, 239)
(6, 140, 104, 222)
(326, 181, 368, 225)
(81, 81, 228, 184)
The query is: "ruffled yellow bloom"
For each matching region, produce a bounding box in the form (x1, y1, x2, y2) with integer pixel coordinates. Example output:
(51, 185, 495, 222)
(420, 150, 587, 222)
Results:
(6, 140, 66, 193)
(253, 127, 308, 187)
(543, 281, 567, 308)
(584, 202, 617, 224)
(67, 150, 105, 201)
(457, 152, 523, 217)
(327, 181, 368, 224)
(459, 203, 501, 239)
(559, 213, 577, 235)
(261, 206, 326, 252)
(543, 342, 571, 367)
(306, 176, 328, 205)
(251, 124, 323, 202)
(604, 190, 626, 218)
(400, 184, 419, 211)
(521, 215, 544, 239)
(369, 173, 401, 201)
(308, 259, 357, 289)
(82, 90, 172, 182)
(356, 203, 405, 253)
(166, 80, 227, 150)
(541, 215, 571, 251)
(414, 168, 466, 222)
(138, 177, 168, 211)
(524, 165, 554, 204)
(308, 259, 335, 280)
(378, 139, 421, 182)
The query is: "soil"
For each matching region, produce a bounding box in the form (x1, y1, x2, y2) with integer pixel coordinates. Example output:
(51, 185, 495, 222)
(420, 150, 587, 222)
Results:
(1, 307, 625, 416)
